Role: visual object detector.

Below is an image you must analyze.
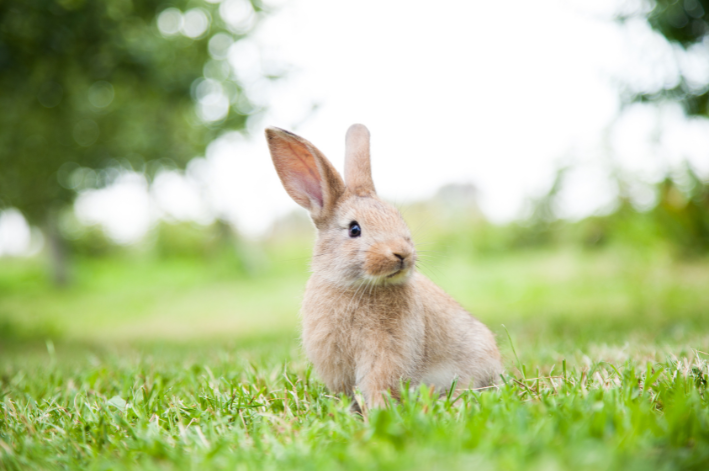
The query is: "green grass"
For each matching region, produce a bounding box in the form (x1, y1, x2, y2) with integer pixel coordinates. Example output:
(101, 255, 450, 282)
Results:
(1, 244, 709, 469)
(1, 341, 708, 470)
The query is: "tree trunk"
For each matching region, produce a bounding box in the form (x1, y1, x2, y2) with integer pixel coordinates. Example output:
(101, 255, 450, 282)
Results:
(45, 212, 70, 287)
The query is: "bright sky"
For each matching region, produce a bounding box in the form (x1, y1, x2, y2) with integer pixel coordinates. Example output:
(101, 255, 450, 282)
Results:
(2, 0, 709, 251)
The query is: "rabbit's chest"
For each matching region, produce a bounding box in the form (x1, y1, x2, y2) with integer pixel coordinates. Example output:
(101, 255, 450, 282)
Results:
(301, 288, 424, 392)
(300, 304, 359, 393)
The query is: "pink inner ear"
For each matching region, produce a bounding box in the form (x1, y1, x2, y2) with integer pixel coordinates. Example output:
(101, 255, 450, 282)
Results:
(268, 130, 327, 210)
(294, 169, 323, 207)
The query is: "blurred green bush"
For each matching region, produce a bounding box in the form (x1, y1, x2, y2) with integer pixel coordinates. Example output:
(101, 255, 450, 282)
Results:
(405, 165, 709, 260)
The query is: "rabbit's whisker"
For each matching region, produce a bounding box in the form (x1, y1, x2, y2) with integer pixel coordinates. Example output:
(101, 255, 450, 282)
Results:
(346, 277, 372, 317)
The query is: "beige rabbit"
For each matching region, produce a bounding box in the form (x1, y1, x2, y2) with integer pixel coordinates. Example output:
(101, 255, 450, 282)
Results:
(265, 124, 502, 409)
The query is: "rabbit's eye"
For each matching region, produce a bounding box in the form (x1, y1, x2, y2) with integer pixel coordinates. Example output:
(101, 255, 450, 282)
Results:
(348, 221, 361, 238)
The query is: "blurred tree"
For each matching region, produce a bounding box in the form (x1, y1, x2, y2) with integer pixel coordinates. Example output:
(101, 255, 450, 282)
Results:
(651, 165, 709, 254)
(639, 1, 709, 253)
(0, 0, 267, 284)
(633, 0, 709, 115)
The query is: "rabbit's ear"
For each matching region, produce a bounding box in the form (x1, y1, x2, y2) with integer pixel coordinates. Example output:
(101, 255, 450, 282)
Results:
(266, 127, 345, 223)
(345, 124, 376, 196)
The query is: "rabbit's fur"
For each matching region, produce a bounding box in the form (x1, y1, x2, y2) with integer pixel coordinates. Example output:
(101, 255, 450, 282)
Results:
(266, 124, 502, 408)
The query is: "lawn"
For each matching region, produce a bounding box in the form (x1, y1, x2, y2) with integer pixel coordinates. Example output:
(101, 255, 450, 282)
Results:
(1, 244, 709, 470)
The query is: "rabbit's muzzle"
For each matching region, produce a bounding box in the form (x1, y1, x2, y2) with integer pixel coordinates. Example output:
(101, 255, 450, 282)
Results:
(363, 239, 416, 280)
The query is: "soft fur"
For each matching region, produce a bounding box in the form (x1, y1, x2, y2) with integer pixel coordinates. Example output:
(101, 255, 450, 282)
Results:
(265, 124, 502, 409)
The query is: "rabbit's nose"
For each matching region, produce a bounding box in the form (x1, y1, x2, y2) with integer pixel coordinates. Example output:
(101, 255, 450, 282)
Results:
(392, 247, 412, 263)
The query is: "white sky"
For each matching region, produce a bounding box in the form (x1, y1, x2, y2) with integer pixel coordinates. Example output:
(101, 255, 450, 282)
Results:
(2, 0, 709, 251)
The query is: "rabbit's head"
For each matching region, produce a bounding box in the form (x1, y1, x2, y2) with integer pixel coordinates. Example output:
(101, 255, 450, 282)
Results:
(266, 124, 416, 287)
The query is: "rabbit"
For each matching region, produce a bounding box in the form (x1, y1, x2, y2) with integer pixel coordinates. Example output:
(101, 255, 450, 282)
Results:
(265, 124, 502, 409)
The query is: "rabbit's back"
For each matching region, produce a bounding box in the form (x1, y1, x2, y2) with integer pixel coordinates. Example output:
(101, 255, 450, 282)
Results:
(415, 274, 503, 389)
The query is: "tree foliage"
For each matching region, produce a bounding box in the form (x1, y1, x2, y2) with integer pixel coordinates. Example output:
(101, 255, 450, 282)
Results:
(636, 0, 709, 116)
(0, 0, 263, 223)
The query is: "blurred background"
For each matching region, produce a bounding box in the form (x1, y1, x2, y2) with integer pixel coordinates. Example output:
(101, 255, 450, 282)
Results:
(1, 0, 708, 356)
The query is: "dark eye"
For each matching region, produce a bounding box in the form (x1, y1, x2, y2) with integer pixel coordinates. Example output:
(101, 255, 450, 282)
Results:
(348, 221, 361, 238)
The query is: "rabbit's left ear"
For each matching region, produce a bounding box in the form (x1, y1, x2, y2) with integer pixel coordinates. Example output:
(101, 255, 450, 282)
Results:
(266, 127, 345, 225)
(345, 124, 376, 196)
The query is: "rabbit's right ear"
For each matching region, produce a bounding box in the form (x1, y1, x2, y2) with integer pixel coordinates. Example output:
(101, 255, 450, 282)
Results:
(265, 127, 345, 224)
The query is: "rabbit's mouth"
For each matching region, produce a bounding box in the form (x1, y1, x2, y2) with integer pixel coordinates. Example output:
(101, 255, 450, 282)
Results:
(386, 269, 402, 279)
